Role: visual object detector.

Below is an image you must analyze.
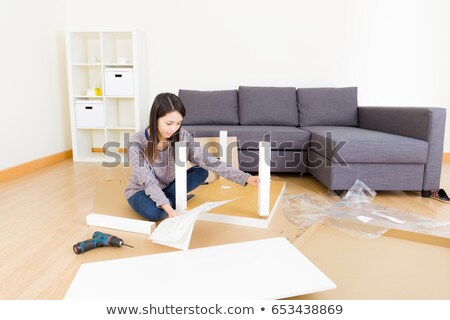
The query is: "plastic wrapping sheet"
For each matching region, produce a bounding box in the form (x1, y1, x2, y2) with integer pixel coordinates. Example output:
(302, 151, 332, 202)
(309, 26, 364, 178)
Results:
(283, 180, 450, 240)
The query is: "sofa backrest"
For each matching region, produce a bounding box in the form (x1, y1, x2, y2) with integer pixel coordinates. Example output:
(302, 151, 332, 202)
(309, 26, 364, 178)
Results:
(238, 86, 299, 126)
(297, 87, 359, 127)
(178, 86, 359, 127)
(178, 89, 240, 125)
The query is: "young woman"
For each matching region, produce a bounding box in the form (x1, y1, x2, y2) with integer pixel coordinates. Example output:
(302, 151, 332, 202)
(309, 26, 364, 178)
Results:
(125, 92, 260, 221)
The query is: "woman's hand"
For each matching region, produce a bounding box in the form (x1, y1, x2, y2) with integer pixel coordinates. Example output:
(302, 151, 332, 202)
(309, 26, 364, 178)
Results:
(161, 204, 177, 218)
(167, 209, 178, 218)
(246, 175, 260, 187)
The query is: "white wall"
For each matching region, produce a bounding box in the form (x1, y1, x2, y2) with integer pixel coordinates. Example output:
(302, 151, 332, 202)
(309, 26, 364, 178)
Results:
(1, 0, 449, 170)
(65, 0, 450, 151)
(0, 0, 70, 170)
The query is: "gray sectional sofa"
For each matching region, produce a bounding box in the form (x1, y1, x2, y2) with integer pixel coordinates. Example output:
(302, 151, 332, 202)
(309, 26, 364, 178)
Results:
(180, 86, 446, 196)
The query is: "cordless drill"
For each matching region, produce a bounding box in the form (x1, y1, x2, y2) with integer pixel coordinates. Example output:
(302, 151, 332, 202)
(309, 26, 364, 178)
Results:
(73, 231, 133, 254)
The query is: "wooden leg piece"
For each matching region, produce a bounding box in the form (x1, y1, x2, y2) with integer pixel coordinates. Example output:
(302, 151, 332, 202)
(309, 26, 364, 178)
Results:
(219, 130, 228, 165)
(258, 141, 271, 217)
(175, 141, 188, 211)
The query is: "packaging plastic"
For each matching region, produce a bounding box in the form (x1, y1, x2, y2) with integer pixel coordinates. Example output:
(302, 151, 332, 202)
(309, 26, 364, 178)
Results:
(282, 179, 450, 240)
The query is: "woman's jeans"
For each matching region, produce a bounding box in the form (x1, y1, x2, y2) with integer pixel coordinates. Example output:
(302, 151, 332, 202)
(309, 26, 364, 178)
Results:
(127, 166, 208, 221)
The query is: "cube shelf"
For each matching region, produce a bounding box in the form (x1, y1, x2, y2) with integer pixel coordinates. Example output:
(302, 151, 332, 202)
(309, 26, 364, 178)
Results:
(72, 65, 103, 98)
(105, 98, 135, 129)
(102, 32, 133, 65)
(66, 29, 148, 162)
(75, 129, 106, 161)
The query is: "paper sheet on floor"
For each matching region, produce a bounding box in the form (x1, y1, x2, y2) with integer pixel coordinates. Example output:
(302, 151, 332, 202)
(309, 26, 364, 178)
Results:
(149, 198, 238, 250)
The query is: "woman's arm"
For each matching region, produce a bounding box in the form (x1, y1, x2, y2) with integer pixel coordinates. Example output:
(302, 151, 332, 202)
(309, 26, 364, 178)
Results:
(128, 139, 172, 208)
(183, 130, 255, 186)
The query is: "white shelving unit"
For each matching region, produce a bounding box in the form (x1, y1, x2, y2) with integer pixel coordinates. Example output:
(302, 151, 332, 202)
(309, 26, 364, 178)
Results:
(66, 30, 148, 162)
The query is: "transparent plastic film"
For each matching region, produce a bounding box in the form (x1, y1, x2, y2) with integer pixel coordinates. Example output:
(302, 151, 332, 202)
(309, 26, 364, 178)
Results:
(282, 179, 450, 240)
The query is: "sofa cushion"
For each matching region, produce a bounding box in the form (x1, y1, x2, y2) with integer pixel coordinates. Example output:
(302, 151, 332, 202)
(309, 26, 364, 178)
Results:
(238, 86, 298, 126)
(183, 125, 310, 150)
(179, 89, 239, 125)
(297, 87, 359, 126)
(302, 126, 429, 164)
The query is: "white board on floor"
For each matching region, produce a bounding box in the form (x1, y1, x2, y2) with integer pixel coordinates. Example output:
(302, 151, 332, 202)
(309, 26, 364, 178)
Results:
(86, 213, 155, 235)
(65, 237, 336, 300)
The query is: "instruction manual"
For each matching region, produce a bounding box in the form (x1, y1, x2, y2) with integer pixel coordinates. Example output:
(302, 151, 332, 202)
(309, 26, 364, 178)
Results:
(149, 198, 238, 250)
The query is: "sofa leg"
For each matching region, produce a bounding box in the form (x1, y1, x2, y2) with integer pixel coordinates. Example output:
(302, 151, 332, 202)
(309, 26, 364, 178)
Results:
(332, 190, 345, 196)
(421, 190, 431, 197)
(300, 172, 312, 177)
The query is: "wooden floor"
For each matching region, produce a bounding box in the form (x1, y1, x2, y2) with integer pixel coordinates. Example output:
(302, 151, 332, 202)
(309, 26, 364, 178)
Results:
(0, 159, 449, 299)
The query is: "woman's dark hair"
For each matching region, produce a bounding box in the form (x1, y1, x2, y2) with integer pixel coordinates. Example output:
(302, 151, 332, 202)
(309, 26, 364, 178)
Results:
(145, 93, 186, 163)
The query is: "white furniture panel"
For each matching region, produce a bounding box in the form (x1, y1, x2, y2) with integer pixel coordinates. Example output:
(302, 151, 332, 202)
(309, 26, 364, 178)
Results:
(86, 213, 155, 235)
(65, 237, 336, 299)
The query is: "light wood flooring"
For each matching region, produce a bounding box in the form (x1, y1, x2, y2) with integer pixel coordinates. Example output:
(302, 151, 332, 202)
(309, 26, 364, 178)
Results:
(0, 159, 449, 299)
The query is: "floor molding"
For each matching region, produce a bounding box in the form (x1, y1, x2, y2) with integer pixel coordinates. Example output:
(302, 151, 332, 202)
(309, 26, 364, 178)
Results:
(0, 150, 73, 182)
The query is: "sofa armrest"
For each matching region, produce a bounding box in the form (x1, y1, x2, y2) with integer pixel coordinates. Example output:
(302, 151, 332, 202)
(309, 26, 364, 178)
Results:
(358, 106, 446, 191)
